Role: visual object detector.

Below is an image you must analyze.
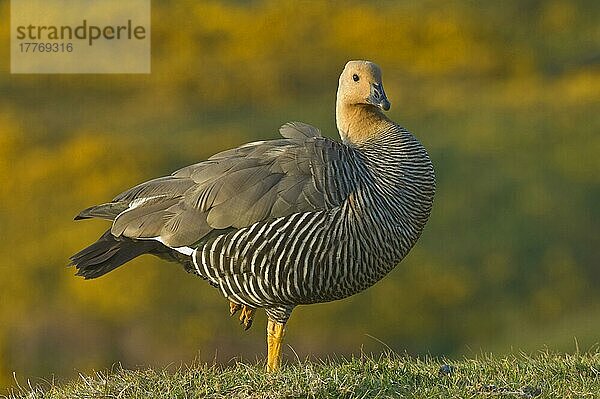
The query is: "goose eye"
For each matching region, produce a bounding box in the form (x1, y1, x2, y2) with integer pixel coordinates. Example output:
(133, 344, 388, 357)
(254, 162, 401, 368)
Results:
(352, 74, 359, 82)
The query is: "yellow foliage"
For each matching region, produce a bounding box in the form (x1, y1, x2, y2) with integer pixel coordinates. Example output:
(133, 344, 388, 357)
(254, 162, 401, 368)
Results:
(540, 0, 577, 32)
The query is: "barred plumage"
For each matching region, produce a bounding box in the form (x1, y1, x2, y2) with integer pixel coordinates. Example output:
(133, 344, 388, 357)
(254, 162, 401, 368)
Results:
(186, 126, 434, 324)
(70, 60, 435, 371)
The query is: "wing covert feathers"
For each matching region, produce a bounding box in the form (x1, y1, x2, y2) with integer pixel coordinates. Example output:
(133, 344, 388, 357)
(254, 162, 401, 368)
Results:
(278, 121, 322, 139)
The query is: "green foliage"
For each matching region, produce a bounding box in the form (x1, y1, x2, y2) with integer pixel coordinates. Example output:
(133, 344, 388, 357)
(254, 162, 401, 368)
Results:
(5, 351, 599, 399)
(0, 0, 598, 390)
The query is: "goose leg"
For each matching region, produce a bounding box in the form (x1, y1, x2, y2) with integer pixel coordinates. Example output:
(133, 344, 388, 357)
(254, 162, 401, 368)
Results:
(239, 306, 255, 330)
(266, 318, 286, 372)
(229, 301, 255, 330)
(229, 301, 241, 316)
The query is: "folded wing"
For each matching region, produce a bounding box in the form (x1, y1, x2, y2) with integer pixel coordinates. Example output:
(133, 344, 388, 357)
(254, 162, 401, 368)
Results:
(78, 122, 355, 249)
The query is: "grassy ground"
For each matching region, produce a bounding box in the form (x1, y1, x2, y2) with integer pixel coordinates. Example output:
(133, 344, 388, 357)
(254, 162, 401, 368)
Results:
(4, 351, 599, 399)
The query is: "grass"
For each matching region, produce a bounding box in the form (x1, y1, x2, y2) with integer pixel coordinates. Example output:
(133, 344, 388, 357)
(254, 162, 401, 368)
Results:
(4, 350, 599, 399)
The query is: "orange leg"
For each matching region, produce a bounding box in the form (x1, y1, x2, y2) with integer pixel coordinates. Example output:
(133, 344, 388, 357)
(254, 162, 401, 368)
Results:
(229, 301, 255, 330)
(266, 319, 286, 372)
(239, 306, 255, 330)
(229, 301, 241, 316)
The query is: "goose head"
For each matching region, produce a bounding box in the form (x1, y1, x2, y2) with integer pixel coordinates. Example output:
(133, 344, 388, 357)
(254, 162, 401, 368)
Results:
(336, 60, 392, 143)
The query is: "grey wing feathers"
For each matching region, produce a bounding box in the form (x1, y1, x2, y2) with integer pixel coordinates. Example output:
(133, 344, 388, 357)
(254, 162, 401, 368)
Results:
(278, 121, 322, 139)
(75, 201, 129, 220)
(77, 122, 351, 248)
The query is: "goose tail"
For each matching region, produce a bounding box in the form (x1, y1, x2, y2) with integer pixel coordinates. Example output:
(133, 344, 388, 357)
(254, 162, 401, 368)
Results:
(69, 230, 156, 279)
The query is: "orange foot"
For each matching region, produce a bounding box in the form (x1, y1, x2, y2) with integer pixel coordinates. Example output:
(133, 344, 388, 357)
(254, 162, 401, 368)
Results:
(229, 301, 255, 330)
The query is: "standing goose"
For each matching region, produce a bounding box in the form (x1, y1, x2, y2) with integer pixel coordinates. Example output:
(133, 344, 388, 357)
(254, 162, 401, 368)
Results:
(71, 60, 436, 372)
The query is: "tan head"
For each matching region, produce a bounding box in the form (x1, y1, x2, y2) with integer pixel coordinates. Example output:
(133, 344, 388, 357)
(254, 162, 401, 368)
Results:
(336, 60, 392, 143)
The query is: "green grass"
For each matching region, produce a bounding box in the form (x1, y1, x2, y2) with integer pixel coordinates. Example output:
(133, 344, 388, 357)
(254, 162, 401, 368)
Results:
(4, 351, 599, 399)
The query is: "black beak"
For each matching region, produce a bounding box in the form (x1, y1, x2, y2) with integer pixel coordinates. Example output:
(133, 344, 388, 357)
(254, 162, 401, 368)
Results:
(368, 83, 390, 111)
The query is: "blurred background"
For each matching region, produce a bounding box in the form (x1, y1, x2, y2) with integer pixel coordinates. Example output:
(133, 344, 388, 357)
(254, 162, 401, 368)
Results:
(0, 0, 598, 389)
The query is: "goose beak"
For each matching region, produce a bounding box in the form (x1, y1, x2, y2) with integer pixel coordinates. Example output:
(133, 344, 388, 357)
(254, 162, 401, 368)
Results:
(368, 83, 390, 111)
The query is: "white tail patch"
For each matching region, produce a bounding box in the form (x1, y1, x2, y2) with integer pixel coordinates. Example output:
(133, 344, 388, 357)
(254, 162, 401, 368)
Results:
(171, 245, 194, 256)
(136, 235, 195, 256)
